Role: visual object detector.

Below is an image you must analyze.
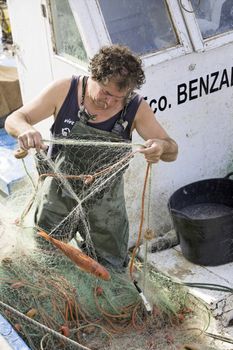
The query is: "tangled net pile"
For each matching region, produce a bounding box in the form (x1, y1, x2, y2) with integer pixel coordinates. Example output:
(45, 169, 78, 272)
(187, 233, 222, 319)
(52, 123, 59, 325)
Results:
(0, 137, 213, 349)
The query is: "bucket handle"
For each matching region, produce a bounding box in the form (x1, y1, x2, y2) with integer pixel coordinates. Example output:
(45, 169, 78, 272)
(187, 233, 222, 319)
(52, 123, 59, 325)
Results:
(224, 172, 233, 179)
(169, 208, 191, 220)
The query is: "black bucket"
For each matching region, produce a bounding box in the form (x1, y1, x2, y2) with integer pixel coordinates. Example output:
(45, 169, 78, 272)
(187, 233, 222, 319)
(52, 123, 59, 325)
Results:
(168, 173, 233, 266)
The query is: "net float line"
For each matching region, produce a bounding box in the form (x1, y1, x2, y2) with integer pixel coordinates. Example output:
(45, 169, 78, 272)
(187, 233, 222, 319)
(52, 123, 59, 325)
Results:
(37, 230, 111, 281)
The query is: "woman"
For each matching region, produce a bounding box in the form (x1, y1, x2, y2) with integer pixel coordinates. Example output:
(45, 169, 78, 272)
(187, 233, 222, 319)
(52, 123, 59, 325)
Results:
(5, 44, 178, 269)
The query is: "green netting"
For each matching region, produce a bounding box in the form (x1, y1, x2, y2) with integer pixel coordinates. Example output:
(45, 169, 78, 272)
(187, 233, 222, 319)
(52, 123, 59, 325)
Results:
(0, 138, 220, 349)
(0, 242, 214, 350)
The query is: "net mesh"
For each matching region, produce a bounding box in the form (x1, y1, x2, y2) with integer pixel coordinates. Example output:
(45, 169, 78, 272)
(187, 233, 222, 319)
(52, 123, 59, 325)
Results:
(0, 138, 217, 349)
(25, 137, 134, 243)
(0, 250, 212, 349)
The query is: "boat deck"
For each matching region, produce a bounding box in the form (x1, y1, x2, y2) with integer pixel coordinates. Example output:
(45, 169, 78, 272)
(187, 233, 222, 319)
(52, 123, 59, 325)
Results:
(145, 239, 233, 349)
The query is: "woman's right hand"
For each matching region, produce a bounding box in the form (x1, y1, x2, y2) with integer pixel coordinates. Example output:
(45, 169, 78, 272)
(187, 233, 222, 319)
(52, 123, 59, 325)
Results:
(18, 128, 48, 152)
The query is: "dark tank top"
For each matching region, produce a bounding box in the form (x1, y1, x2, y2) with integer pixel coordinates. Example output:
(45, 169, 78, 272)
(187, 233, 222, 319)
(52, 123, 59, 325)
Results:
(49, 76, 142, 156)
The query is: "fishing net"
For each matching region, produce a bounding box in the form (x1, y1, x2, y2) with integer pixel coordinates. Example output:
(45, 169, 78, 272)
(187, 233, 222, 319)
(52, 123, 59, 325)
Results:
(21, 136, 135, 244)
(0, 250, 212, 350)
(0, 137, 219, 349)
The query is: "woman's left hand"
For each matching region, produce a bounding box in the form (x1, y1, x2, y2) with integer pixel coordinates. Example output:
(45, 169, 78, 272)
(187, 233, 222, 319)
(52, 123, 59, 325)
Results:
(137, 139, 165, 163)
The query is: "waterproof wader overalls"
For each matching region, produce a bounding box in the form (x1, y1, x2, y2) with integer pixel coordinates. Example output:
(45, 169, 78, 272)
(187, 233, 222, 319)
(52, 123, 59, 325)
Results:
(35, 76, 142, 269)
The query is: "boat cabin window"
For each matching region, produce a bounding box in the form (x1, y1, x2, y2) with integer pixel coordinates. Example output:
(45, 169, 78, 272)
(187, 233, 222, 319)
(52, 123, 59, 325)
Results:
(46, 0, 233, 67)
(97, 0, 179, 55)
(48, 0, 87, 63)
(190, 0, 233, 39)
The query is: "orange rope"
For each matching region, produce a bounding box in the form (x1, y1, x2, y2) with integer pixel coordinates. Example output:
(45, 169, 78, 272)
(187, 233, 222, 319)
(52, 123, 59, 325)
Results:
(38, 150, 135, 181)
(93, 287, 133, 319)
(18, 150, 135, 223)
(129, 163, 151, 280)
(131, 302, 147, 331)
(93, 286, 139, 334)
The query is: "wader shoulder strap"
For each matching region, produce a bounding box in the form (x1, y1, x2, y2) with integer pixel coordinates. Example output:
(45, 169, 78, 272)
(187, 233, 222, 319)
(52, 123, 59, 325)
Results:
(111, 92, 140, 137)
(78, 76, 97, 124)
(80, 76, 88, 106)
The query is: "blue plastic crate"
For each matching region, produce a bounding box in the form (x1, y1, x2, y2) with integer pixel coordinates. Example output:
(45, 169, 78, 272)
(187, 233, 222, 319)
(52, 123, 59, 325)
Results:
(0, 129, 35, 195)
(0, 128, 17, 149)
(0, 314, 31, 349)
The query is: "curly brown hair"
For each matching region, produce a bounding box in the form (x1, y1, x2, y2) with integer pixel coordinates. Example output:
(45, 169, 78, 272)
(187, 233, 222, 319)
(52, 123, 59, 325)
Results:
(89, 45, 145, 91)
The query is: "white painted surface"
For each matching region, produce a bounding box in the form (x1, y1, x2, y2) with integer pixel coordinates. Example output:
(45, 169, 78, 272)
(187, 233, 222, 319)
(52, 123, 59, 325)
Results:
(7, 0, 53, 102)
(0, 336, 12, 350)
(127, 42, 233, 243)
(146, 245, 233, 303)
(145, 244, 233, 346)
(6, 0, 233, 246)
